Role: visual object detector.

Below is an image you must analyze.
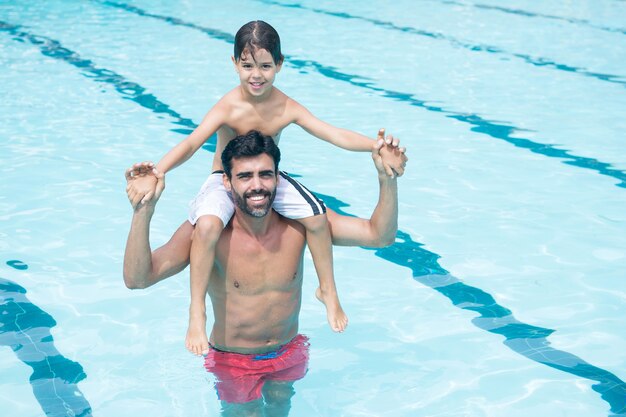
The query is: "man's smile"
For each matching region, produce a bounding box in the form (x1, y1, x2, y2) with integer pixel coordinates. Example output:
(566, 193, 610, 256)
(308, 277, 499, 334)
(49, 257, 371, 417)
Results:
(246, 191, 270, 202)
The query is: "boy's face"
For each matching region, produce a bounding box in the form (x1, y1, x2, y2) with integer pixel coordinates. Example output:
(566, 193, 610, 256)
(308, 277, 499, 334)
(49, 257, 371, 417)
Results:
(223, 153, 278, 218)
(232, 48, 282, 98)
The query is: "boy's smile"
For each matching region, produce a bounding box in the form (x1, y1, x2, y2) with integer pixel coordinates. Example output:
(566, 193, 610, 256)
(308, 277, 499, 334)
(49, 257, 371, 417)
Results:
(233, 48, 282, 98)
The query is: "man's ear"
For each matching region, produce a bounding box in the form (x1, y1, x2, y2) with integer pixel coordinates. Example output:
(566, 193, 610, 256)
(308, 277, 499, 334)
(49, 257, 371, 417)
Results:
(223, 173, 232, 191)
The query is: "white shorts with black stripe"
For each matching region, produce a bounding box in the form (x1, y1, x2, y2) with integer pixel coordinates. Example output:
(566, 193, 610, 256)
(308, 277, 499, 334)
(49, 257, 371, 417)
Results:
(188, 171, 326, 226)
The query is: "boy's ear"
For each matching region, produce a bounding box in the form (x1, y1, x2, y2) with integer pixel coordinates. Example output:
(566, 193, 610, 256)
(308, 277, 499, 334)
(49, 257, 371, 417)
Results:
(276, 58, 283, 73)
(231, 56, 238, 72)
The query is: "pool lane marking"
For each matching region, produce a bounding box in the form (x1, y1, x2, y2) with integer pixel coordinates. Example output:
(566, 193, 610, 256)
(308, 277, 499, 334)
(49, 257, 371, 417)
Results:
(2, 20, 625, 415)
(92, 2, 626, 190)
(6, 260, 28, 270)
(0, 20, 214, 150)
(437, 0, 626, 36)
(322, 195, 626, 416)
(254, 0, 626, 88)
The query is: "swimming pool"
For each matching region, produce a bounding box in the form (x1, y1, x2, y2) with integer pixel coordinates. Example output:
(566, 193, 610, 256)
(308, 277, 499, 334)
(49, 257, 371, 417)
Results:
(1, 0, 625, 415)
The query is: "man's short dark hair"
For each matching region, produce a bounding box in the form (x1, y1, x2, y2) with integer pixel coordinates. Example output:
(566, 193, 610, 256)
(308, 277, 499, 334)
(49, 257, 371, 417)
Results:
(221, 130, 281, 178)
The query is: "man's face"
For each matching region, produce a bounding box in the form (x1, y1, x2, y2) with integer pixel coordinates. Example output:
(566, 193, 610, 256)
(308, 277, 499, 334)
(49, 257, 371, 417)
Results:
(224, 153, 278, 218)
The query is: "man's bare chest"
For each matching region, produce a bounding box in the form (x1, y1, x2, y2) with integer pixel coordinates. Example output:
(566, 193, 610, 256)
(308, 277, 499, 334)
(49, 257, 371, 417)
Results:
(215, 231, 304, 294)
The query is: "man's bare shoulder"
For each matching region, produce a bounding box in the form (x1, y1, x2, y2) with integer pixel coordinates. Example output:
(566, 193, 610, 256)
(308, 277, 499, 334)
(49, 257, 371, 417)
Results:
(258, 212, 306, 246)
(263, 211, 306, 238)
(279, 214, 306, 236)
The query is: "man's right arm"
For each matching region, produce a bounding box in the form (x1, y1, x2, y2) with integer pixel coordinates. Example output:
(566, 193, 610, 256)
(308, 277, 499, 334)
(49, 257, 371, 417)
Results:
(123, 168, 192, 289)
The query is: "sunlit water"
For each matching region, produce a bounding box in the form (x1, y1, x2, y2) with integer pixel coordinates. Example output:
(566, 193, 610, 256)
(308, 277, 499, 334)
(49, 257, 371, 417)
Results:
(1, 1, 625, 416)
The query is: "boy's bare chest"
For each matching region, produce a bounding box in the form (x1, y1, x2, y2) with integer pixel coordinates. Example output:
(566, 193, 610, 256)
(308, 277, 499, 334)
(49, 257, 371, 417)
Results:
(227, 104, 291, 139)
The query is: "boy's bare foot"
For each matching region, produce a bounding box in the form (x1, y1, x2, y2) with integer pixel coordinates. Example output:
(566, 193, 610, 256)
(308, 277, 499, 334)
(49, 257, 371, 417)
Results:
(185, 314, 209, 356)
(316, 287, 348, 332)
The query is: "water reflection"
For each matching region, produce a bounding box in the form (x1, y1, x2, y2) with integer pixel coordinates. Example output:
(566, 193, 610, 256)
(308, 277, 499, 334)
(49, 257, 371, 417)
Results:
(1, 261, 92, 417)
(373, 231, 626, 417)
(317, 194, 626, 416)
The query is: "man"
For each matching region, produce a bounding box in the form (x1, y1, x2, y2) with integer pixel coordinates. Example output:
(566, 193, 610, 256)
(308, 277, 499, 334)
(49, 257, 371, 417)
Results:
(123, 130, 401, 414)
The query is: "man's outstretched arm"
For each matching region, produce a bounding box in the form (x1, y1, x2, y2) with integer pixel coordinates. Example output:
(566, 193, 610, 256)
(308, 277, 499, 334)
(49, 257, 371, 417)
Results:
(123, 165, 192, 289)
(327, 138, 401, 248)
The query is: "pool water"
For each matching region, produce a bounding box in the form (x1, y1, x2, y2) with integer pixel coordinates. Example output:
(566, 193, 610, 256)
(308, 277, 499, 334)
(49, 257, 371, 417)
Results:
(1, 1, 625, 416)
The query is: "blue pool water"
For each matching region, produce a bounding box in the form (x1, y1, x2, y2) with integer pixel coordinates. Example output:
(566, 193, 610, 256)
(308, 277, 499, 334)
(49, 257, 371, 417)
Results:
(1, 1, 625, 416)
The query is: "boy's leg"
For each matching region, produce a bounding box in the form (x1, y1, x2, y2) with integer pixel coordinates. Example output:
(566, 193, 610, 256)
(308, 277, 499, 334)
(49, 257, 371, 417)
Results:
(298, 214, 348, 332)
(187, 214, 224, 356)
(273, 172, 347, 332)
(186, 171, 234, 355)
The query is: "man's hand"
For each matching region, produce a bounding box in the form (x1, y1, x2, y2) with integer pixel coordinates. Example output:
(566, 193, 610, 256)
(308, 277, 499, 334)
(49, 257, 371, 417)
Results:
(125, 161, 165, 210)
(375, 128, 408, 178)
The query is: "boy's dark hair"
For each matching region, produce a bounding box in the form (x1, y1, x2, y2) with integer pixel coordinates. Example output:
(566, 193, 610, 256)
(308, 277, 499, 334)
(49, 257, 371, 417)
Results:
(221, 130, 281, 178)
(234, 20, 283, 65)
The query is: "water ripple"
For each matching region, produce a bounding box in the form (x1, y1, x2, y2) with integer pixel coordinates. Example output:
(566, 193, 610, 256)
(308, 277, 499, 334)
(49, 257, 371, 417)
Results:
(439, 0, 626, 35)
(0, 272, 92, 417)
(2, 12, 625, 415)
(0, 20, 216, 150)
(255, 0, 626, 87)
(91, 2, 626, 189)
(320, 193, 626, 416)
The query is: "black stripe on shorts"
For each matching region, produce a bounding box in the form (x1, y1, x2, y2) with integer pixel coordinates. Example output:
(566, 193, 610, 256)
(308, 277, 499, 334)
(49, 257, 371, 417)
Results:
(279, 171, 326, 216)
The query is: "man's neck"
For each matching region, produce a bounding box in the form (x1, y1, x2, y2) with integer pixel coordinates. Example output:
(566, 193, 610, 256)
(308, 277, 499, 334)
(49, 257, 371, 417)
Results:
(231, 209, 279, 237)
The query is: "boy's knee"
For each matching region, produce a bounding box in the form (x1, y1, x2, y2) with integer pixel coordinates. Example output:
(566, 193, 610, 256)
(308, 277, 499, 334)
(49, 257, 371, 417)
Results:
(192, 216, 224, 242)
(299, 213, 328, 233)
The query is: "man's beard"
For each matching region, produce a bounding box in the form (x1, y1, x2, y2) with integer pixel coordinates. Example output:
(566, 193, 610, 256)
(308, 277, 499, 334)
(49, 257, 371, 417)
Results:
(233, 188, 277, 218)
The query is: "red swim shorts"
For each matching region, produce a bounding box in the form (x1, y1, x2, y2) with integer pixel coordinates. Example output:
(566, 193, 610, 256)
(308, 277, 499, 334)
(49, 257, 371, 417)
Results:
(204, 334, 310, 404)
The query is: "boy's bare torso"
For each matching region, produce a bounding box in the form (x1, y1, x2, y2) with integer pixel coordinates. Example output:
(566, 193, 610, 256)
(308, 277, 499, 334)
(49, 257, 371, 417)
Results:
(207, 211, 307, 353)
(212, 87, 295, 171)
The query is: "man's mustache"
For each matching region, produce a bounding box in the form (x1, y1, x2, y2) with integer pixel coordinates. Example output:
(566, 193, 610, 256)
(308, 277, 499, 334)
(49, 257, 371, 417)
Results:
(244, 190, 272, 198)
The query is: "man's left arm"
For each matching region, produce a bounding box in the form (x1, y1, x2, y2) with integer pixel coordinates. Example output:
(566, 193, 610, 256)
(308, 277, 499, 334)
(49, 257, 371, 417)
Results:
(327, 139, 399, 248)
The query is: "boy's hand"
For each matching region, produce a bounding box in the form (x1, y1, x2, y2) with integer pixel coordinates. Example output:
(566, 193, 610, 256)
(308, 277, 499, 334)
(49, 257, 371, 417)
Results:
(376, 128, 408, 178)
(371, 139, 387, 177)
(125, 161, 164, 210)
